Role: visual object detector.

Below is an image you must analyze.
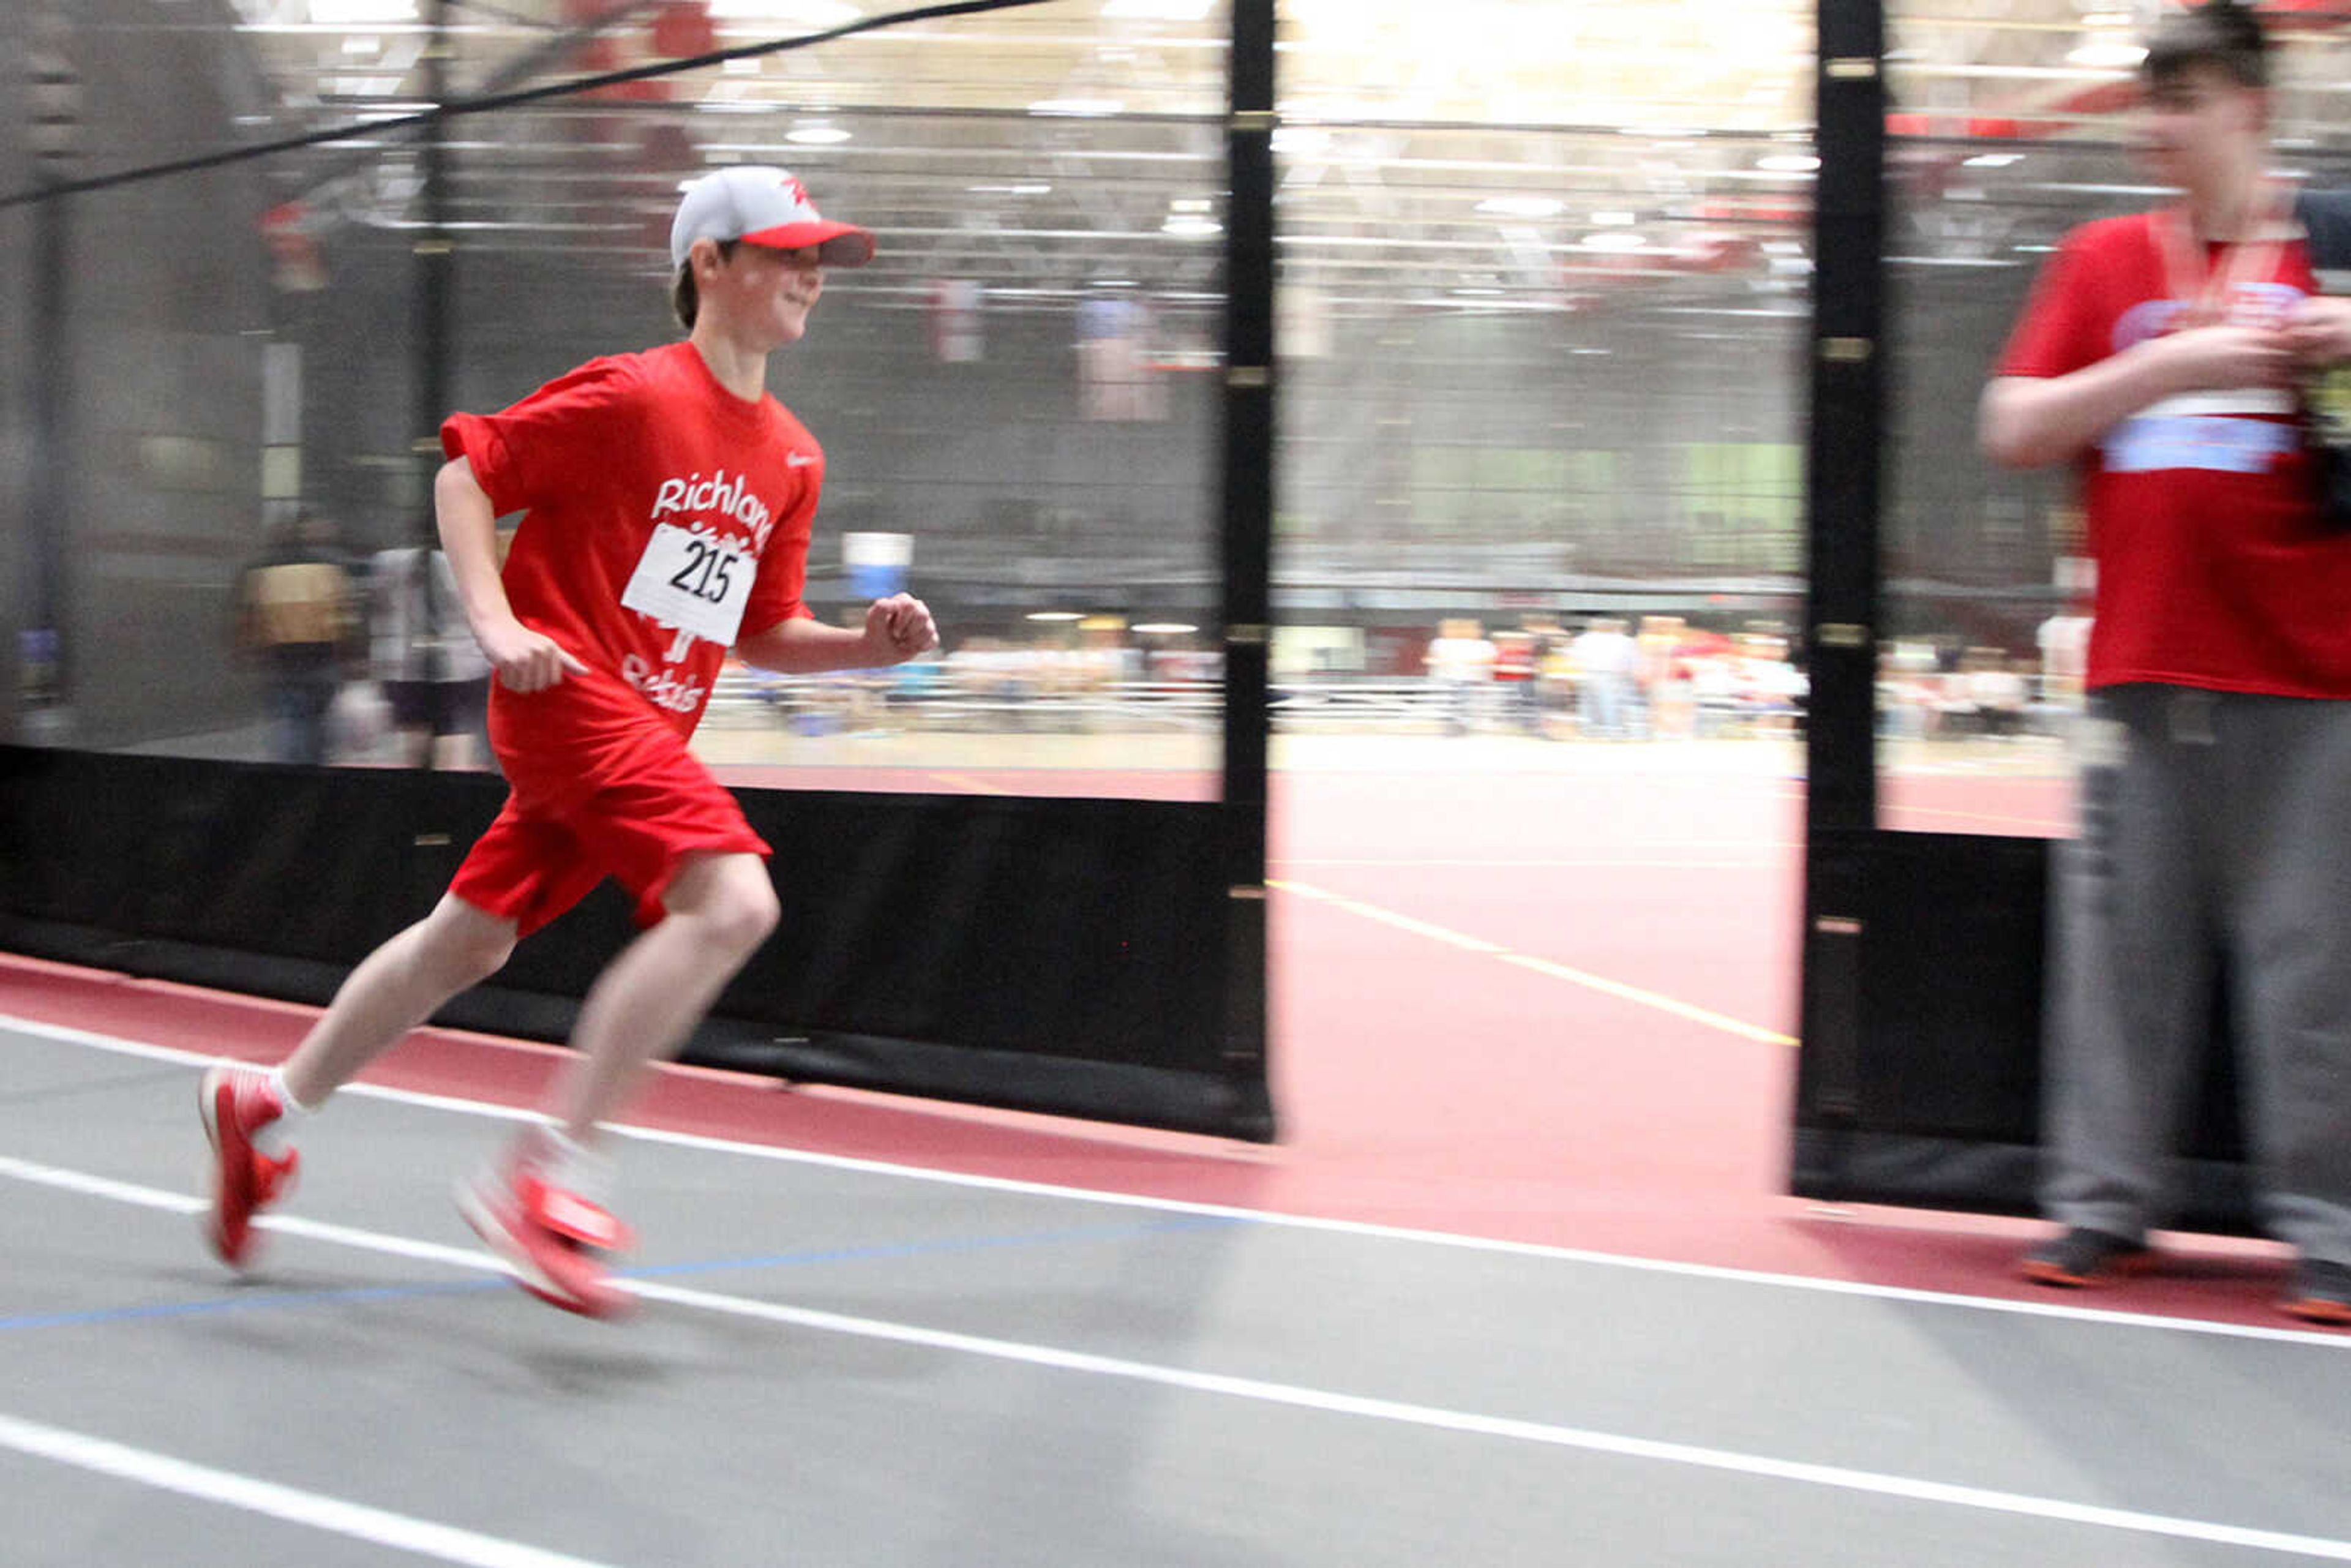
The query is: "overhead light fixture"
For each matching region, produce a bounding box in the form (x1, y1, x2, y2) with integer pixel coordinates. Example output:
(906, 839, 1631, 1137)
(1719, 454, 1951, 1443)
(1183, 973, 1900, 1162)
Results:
(1580, 231, 1648, 252)
(1589, 210, 1637, 227)
(1026, 610, 1086, 622)
(2067, 40, 2147, 68)
(1963, 152, 2024, 168)
(1755, 154, 1820, 174)
(1169, 197, 1213, 214)
(786, 124, 852, 145)
(309, 0, 418, 21)
(1101, 0, 1214, 17)
(1029, 97, 1124, 117)
(1163, 214, 1223, 239)
(967, 183, 1052, 195)
(1131, 622, 1198, 635)
(1477, 197, 1564, 219)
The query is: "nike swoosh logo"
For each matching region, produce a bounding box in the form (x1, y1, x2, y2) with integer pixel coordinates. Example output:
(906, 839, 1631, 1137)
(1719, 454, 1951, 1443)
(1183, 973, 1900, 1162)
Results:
(786, 453, 817, 468)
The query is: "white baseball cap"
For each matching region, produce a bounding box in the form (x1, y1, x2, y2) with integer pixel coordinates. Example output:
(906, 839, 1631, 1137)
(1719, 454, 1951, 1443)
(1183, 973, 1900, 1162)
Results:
(670, 166, 876, 270)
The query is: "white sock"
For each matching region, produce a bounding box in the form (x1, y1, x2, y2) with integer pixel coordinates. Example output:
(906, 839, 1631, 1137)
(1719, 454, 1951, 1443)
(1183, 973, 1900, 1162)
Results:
(537, 1125, 615, 1204)
(255, 1067, 312, 1157)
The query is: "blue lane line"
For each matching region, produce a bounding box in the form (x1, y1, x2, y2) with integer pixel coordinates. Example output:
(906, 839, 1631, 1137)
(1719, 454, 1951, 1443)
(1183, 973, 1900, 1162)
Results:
(0, 1212, 1243, 1335)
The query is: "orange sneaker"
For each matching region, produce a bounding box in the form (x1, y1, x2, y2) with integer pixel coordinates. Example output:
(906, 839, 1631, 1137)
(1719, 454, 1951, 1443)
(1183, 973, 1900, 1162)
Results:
(2019, 1227, 2154, 1289)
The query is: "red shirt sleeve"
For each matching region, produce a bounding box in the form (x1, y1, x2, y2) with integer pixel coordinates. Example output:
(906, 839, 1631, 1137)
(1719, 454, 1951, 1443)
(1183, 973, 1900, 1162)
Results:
(741, 451, 820, 637)
(1995, 225, 2111, 380)
(438, 355, 648, 517)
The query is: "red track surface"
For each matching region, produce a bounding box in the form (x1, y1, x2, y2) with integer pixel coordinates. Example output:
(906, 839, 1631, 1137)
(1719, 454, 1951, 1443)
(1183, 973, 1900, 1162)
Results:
(3, 757, 2315, 1332)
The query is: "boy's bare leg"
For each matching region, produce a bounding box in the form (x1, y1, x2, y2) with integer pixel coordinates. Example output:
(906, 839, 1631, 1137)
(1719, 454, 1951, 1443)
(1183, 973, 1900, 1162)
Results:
(544, 852, 779, 1144)
(278, 895, 519, 1109)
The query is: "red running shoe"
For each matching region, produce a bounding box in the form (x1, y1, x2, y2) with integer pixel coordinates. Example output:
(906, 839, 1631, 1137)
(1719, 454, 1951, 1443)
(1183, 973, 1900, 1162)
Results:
(198, 1063, 298, 1269)
(456, 1132, 634, 1320)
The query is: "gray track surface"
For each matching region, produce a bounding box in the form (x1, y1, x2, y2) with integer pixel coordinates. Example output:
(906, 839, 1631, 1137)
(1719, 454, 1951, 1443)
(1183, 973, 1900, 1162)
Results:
(4, 1024, 2348, 1567)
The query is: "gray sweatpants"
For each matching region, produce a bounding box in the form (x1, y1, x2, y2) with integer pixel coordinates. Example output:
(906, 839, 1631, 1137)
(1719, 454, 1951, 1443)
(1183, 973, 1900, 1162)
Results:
(2043, 684, 2351, 1265)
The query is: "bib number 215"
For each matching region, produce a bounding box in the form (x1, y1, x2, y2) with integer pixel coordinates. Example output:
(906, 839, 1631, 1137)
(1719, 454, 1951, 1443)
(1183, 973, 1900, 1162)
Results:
(668, 536, 735, 604)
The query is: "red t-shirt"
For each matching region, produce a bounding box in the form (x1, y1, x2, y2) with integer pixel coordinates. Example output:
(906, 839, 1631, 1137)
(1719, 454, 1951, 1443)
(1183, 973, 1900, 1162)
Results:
(1997, 211, 2351, 697)
(440, 342, 820, 781)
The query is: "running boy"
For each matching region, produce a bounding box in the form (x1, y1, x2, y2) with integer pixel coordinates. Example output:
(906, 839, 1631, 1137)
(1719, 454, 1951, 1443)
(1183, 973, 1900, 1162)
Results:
(199, 167, 936, 1318)
(1979, 1, 2351, 1324)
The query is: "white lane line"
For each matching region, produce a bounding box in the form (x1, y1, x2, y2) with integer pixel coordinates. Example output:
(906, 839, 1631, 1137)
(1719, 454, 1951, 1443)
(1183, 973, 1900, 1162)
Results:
(8, 1015, 2349, 1349)
(6, 1153, 2351, 1563)
(0, 1411, 622, 1568)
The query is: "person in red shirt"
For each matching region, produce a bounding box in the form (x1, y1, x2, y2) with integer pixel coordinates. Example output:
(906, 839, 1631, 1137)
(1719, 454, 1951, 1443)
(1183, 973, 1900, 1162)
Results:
(197, 167, 937, 1318)
(1981, 1, 2351, 1324)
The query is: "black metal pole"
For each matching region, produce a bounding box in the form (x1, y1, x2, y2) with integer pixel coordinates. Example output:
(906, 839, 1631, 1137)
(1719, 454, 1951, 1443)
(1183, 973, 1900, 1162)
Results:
(1793, 0, 1886, 1154)
(1217, 0, 1277, 1141)
(21, 178, 72, 740)
(413, 0, 456, 768)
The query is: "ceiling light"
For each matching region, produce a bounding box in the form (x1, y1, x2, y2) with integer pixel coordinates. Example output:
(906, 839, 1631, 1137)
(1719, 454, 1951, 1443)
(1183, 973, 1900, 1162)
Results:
(1169, 197, 1213, 214)
(967, 183, 1051, 195)
(1026, 610, 1086, 622)
(1580, 231, 1648, 252)
(1755, 154, 1820, 174)
(2067, 40, 2147, 68)
(1131, 622, 1198, 635)
(1029, 97, 1124, 117)
(1963, 152, 2024, 168)
(786, 125, 852, 144)
(1102, 0, 1213, 17)
(1477, 197, 1564, 219)
(1163, 214, 1223, 239)
(1589, 210, 1637, 227)
(308, 0, 417, 21)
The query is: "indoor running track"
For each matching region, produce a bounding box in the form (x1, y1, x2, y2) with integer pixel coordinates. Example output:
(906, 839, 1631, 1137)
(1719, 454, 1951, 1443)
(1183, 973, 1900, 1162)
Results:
(4, 1017, 2350, 1568)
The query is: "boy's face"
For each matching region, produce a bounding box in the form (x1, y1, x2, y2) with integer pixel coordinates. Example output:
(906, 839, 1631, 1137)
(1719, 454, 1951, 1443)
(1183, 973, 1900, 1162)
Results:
(702, 240, 825, 347)
(2136, 62, 2266, 190)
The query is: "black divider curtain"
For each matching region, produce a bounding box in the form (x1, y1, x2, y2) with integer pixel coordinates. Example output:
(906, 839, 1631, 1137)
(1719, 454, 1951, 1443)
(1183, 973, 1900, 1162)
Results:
(0, 745, 1266, 1138)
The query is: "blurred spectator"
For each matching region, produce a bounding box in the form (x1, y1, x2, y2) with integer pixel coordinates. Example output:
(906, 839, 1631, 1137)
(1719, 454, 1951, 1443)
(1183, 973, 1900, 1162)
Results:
(1424, 618, 1494, 735)
(1570, 617, 1637, 739)
(233, 512, 359, 765)
(1491, 629, 1541, 733)
(1980, 0, 2351, 1321)
(371, 544, 493, 770)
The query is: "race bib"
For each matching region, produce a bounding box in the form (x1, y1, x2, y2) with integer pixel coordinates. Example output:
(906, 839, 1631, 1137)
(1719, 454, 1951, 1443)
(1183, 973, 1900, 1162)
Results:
(620, 523, 754, 646)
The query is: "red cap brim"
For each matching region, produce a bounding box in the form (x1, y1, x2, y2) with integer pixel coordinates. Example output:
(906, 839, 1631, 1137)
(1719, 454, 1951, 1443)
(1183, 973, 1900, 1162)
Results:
(740, 220, 876, 268)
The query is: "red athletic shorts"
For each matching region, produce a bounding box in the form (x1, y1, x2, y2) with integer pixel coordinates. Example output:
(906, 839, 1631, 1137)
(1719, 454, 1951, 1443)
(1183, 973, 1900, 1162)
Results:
(449, 673, 770, 937)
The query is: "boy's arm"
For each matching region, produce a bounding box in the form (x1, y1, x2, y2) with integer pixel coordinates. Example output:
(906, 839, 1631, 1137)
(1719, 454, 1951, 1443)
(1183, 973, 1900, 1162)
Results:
(1980, 324, 2296, 470)
(736, 594, 937, 675)
(433, 457, 585, 692)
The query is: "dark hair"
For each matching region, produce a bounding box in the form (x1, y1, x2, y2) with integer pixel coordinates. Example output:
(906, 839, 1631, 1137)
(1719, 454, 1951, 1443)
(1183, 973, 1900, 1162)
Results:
(670, 238, 740, 330)
(2144, 0, 2268, 91)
